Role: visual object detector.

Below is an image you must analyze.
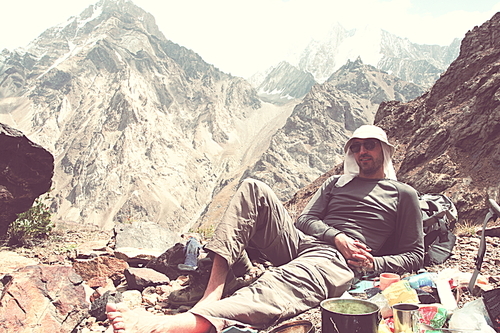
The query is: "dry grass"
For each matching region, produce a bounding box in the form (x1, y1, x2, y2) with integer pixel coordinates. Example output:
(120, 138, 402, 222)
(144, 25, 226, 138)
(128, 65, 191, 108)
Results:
(454, 220, 480, 237)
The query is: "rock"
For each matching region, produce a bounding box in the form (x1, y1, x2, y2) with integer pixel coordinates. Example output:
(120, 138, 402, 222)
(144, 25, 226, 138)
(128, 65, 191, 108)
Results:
(0, 265, 88, 333)
(258, 61, 316, 99)
(0, 123, 54, 236)
(114, 246, 163, 266)
(121, 290, 143, 309)
(90, 290, 123, 322)
(124, 267, 170, 291)
(73, 256, 129, 287)
(490, 276, 500, 283)
(481, 227, 500, 238)
(87, 276, 115, 289)
(91, 279, 118, 303)
(142, 286, 161, 306)
(76, 239, 113, 259)
(114, 221, 180, 252)
(146, 242, 186, 279)
(0, 250, 38, 276)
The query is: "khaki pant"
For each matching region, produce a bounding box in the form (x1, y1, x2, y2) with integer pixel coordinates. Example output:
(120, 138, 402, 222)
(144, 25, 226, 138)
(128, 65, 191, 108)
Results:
(191, 179, 354, 332)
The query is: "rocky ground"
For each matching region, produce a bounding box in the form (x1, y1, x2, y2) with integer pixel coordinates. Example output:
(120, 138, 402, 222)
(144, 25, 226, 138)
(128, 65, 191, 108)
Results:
(2, 220, 500, 333)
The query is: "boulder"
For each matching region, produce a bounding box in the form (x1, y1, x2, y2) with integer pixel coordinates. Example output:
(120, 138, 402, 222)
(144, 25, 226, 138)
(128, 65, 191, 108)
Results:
(114, 247, 163, 266)
(89, 290, 123, 322)
(0, 265, 89, 333)
(124, 267, 170, 291)
(76, 239, 113, 259)
(114, 221, 180, 252)
(0, 123, 54, 236)
(73, 256, 129, 287)
(146, 242, 186, 279)
(0, 250, 38, 276)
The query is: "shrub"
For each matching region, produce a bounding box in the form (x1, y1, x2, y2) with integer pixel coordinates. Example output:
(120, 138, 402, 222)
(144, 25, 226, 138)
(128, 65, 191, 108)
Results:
(190, 224, 215, 239)
(8, 192, 53, 246)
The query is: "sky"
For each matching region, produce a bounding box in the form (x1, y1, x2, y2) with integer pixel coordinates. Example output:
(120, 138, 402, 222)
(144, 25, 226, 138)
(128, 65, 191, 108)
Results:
(1, 0, 500, 78)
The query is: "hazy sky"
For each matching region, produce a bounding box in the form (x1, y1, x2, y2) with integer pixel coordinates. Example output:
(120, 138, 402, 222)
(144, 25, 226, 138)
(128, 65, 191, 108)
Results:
(1, 0, 499, 77)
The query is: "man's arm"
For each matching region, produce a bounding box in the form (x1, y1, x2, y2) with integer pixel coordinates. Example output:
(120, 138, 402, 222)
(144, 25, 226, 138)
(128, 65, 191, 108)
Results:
(295, 175, 343, 241)
(372, 183, 424, 274)
(296, 176, 374, 267)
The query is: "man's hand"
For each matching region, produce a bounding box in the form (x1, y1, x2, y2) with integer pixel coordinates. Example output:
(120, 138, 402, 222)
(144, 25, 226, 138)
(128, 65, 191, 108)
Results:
(333, 233, 374, 270)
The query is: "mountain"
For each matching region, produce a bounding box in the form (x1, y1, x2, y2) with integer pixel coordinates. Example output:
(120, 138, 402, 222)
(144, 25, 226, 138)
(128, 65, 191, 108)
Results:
(285, 12, 500, 224)
(326, 57, 425, 104)
(377, 30, 461, 88)
(243, 57, 425, 201)
(255, 24, 460, 100)
(1, 0, 489, 238)
(256, 61, 316, 102)
(376, 12, 500, 222)
(0, 0, 294, 232)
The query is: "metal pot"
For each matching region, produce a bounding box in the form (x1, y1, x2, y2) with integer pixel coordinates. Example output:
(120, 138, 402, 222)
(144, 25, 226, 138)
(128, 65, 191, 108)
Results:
(320, 298, 380, 333)
(268, 320, 315, 333)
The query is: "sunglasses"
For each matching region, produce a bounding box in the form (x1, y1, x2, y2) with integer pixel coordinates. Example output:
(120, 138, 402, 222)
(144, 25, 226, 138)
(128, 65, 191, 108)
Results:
(349, 139, 379, 153)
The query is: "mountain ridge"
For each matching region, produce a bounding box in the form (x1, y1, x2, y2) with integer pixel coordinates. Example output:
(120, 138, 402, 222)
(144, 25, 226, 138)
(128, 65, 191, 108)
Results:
(1, 0, 490, 237)
(0, 0, 292, 234)
(253, 24, 460, 100)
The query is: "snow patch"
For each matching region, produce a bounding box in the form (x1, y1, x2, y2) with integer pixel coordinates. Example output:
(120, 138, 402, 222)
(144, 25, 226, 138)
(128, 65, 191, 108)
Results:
(78, 5, 103, 29)
(114, 50, 123, 64)
(36, 36, 102, 80)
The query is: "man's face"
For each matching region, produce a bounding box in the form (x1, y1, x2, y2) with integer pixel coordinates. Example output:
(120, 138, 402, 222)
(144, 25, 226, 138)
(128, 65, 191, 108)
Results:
(349, 138, 385, 178)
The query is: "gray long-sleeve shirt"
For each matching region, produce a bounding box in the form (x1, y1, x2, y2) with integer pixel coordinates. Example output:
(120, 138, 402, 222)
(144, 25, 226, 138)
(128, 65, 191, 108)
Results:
(296, 176, 424, 274)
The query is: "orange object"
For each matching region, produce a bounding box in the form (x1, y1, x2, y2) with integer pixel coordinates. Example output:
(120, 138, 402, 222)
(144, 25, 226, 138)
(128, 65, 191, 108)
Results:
(375, 273, 401, 290)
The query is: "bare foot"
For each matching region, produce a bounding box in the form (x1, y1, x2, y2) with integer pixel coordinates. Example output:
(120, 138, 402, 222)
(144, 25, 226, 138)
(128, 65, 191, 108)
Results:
(106, 302, 213, 333)
(106, 303, 156, 333)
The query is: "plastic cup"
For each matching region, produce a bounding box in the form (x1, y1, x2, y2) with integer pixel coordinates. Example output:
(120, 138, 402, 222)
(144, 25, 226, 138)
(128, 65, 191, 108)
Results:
(374, 272, 401, 290)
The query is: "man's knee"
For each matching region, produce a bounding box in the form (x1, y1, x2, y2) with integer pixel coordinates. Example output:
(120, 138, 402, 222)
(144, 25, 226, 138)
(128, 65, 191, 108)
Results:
(239, 178, 278, 203)
(241, 178, 268, 191)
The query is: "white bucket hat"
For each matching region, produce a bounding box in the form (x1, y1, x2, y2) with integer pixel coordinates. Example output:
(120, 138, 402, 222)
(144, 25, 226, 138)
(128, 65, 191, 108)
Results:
(337, 125, 397, 187)
(344, 124, 394, 155)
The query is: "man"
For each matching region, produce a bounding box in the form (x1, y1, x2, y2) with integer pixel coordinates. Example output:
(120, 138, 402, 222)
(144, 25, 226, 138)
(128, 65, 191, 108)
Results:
(106, 125, 424, 333)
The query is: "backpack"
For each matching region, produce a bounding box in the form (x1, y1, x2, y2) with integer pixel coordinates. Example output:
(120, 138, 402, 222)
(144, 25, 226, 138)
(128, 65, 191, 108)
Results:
(419, 193, 458, 265)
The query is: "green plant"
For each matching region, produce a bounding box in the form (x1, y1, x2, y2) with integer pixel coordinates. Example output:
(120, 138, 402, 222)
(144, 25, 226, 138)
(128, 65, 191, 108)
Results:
(8, 192, 54, 245)
(191, 224, 215, 239)
(54, 242, 78, 254)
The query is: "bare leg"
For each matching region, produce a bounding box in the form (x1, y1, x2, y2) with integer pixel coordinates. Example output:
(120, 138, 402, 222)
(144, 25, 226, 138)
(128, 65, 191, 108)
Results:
(106, 303, 212, 333)
(106, 254, 228, 333)
(195, 253, 229, 306)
